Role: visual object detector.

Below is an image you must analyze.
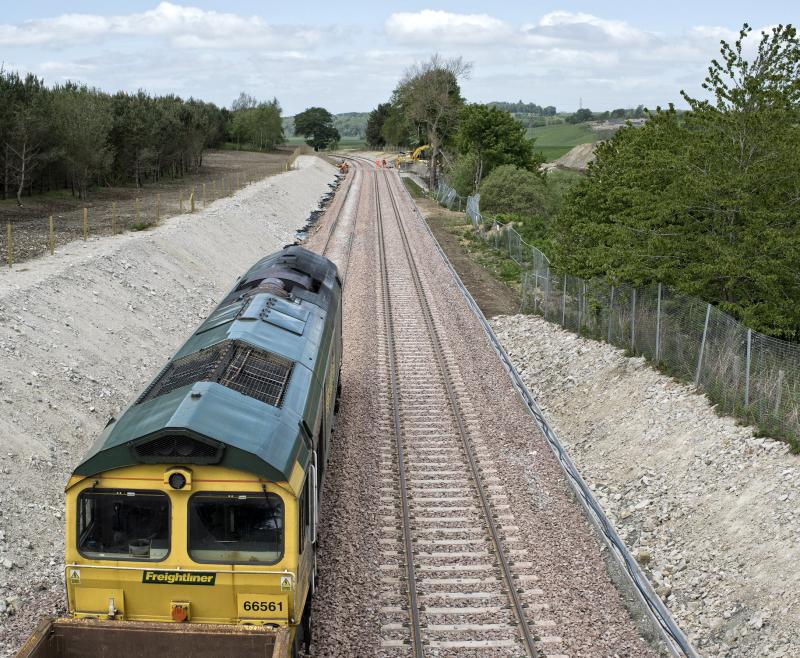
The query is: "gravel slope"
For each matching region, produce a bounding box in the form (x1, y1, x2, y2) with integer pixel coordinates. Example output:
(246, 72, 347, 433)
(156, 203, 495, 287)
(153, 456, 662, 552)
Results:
(0, 155, 337, 656)
(493, 314, 800, 658)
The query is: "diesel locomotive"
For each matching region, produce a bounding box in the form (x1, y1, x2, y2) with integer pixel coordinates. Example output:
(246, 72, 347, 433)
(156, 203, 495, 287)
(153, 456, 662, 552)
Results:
(19, 246, 342, 658)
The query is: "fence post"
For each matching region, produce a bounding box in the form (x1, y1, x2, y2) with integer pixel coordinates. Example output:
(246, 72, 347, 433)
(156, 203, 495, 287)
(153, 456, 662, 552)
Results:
(135, 197, 140, 225)
(190, 191, 196, 213)
(155, 194, 161, 225)
(561, 274, 567, 326)
(695, 303, 712, 386)
(655, 283, 662, 362)
(608, 286, 615, 343)
(203, 183, 207, 208)
(631, 288, 637, 351)
(544, 267, 550, 319)
(179, 190, 184, 213)
(49, 216, 54, 255)
(744, 328, 752, 407)
(83, 208, 88, 240)
(6, 221, 12, 268)
(775, 369, 784, 415)
(112, 201, 118, 235)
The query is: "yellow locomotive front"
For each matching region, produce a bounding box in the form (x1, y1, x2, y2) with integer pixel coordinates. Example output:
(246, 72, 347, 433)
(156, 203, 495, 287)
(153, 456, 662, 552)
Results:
(64, 462, 315, 630)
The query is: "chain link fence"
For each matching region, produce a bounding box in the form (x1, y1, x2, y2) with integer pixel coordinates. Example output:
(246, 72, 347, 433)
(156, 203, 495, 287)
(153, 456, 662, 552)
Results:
(436, 179, 800, 449)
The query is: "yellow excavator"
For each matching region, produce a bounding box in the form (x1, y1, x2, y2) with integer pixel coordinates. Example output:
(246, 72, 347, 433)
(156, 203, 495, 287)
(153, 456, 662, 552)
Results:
(395, 144, 430, 169)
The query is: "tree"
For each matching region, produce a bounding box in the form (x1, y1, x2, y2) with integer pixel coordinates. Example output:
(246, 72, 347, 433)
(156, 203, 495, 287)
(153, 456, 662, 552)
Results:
(455, 103, 542, 191)
(52, 83, 113, 199)
(4, 73, 49, 205)
(554, 24, 800, 338)
(566, 107, 594, 124)
(366, 103, 391, 148)
(479, 165, 553, 218)
(294, 107, 340, 151)
(393, 54, 472, 189)
(381, 105, 412, 147)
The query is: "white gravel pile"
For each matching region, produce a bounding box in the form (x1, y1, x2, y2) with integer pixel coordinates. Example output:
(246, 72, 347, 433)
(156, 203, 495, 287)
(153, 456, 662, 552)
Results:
(492, 314, 800, 658)
(0, 155, 337, 655)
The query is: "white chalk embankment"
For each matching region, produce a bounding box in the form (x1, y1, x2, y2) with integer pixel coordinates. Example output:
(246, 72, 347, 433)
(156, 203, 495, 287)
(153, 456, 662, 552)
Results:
(493, 314, 800, 658)
(0, 155, 337, 655)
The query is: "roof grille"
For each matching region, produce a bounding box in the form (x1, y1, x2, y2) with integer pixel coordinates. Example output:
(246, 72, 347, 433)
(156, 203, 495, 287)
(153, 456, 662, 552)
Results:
(220, 345, 293, 407)
(138, 343, 229, 403)
(133, 435, 224, 464)
(136, 340, 293, 408)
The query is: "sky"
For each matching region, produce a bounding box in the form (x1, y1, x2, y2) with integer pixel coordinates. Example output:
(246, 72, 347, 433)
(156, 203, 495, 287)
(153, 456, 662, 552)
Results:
(0, 1, 795, 115)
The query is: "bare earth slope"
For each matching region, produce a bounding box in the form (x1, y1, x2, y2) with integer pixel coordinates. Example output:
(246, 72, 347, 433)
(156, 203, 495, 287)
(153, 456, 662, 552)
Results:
(493, 314, 800, 658)
(0, 156, 337, 656)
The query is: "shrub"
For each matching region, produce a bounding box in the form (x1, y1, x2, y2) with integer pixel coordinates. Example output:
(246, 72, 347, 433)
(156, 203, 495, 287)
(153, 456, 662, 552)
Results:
(479, 165, 551, 217)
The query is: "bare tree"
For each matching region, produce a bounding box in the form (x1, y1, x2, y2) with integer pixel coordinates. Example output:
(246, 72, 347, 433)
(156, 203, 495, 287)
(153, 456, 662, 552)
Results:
(395, 54, 472, 189)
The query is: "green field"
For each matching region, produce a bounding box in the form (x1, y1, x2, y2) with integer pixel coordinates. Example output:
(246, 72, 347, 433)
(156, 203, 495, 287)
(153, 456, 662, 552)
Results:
(284, 136, 366, 149)
(527, 123, 597, 161)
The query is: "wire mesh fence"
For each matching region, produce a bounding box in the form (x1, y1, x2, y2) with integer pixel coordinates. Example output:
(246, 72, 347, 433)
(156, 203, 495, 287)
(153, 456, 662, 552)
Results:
(435, 179, 800, 448)
(0, 161, 287, 268)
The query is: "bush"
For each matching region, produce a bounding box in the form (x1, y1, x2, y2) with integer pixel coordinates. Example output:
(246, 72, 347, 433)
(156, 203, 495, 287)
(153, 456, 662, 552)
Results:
(479, 165, 551, 217)
(446, 153, 478, 197)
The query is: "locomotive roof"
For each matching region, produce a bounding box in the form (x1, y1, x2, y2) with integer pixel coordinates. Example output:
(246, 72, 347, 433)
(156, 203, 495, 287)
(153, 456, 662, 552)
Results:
(72, 246, 341, 486)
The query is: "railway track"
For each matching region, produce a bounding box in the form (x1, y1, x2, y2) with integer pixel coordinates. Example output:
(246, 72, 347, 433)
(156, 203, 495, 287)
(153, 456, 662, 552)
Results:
(371, 166, 569, 658)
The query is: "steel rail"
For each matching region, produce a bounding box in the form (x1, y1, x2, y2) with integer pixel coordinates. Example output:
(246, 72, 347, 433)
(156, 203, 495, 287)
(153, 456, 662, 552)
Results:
(373, 169, 425, 658)
(376, 169, 538, 657)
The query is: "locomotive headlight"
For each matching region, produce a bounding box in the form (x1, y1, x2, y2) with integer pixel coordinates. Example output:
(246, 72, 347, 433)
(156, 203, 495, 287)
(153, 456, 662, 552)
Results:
(168, 473, 186, 490)
(164, 467, 192, 490)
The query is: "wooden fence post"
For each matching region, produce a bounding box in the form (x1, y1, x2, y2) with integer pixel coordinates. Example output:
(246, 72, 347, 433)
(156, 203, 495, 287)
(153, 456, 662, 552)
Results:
(179, 190, 184, 213)
(112, 201, 118, 235)
(202, 183, 207, 208)
(6, 221, 12, 268)
(83, 208, 88, 240)
(156, 194, 161, 224)
(190, 191, 196, 213)
(135, 197, 140, 225)
(49, 216, 55, 255)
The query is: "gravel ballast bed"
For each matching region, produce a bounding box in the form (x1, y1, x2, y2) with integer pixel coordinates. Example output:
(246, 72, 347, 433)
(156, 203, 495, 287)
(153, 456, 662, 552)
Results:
(385, 173, 662, 656)
(0, 156, 337, 656)
(492, 314, 800, 658)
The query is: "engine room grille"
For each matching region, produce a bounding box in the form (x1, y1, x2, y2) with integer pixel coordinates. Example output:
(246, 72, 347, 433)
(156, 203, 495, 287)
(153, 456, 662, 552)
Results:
(137, 340, 293, 407)
(220, 346, 294, 407)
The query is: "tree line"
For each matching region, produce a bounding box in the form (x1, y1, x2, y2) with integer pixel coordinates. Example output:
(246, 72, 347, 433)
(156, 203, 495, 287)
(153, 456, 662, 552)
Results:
(372, 25, 800, 340)
(0, 69, 285, 203)
(553, 24, 800, 339)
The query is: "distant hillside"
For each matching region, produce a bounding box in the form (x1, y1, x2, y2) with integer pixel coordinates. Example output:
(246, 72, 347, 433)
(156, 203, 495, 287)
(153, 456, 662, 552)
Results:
(282, 112, 369, 139)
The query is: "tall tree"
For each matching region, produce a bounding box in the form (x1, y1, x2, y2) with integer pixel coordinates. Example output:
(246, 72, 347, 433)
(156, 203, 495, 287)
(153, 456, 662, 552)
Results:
(455, 103, 542, 191)
(294, 107, 340, 151)
(393, 54, 471, 189)
(366, 103, 391, 148)
(52, 83, 113, 199)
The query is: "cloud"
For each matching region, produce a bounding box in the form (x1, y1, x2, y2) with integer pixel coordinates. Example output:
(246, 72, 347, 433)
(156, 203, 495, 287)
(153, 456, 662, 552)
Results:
(521, 11, 654, 48)
(0, 2, 318, 50)
(386, 10, 510, 44)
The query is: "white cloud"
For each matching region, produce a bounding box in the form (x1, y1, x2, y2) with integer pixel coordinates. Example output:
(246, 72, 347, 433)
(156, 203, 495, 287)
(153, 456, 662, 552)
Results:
(0, 2, 318, 50)
(386, 10, 510, 44)
(521, 11, 654, 48)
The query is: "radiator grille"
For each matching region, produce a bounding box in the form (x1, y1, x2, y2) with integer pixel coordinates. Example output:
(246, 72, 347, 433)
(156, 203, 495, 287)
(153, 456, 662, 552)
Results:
(137, 340, 293, 408)
(138, 343, 229, 403)
(220, 346, 293, 407)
